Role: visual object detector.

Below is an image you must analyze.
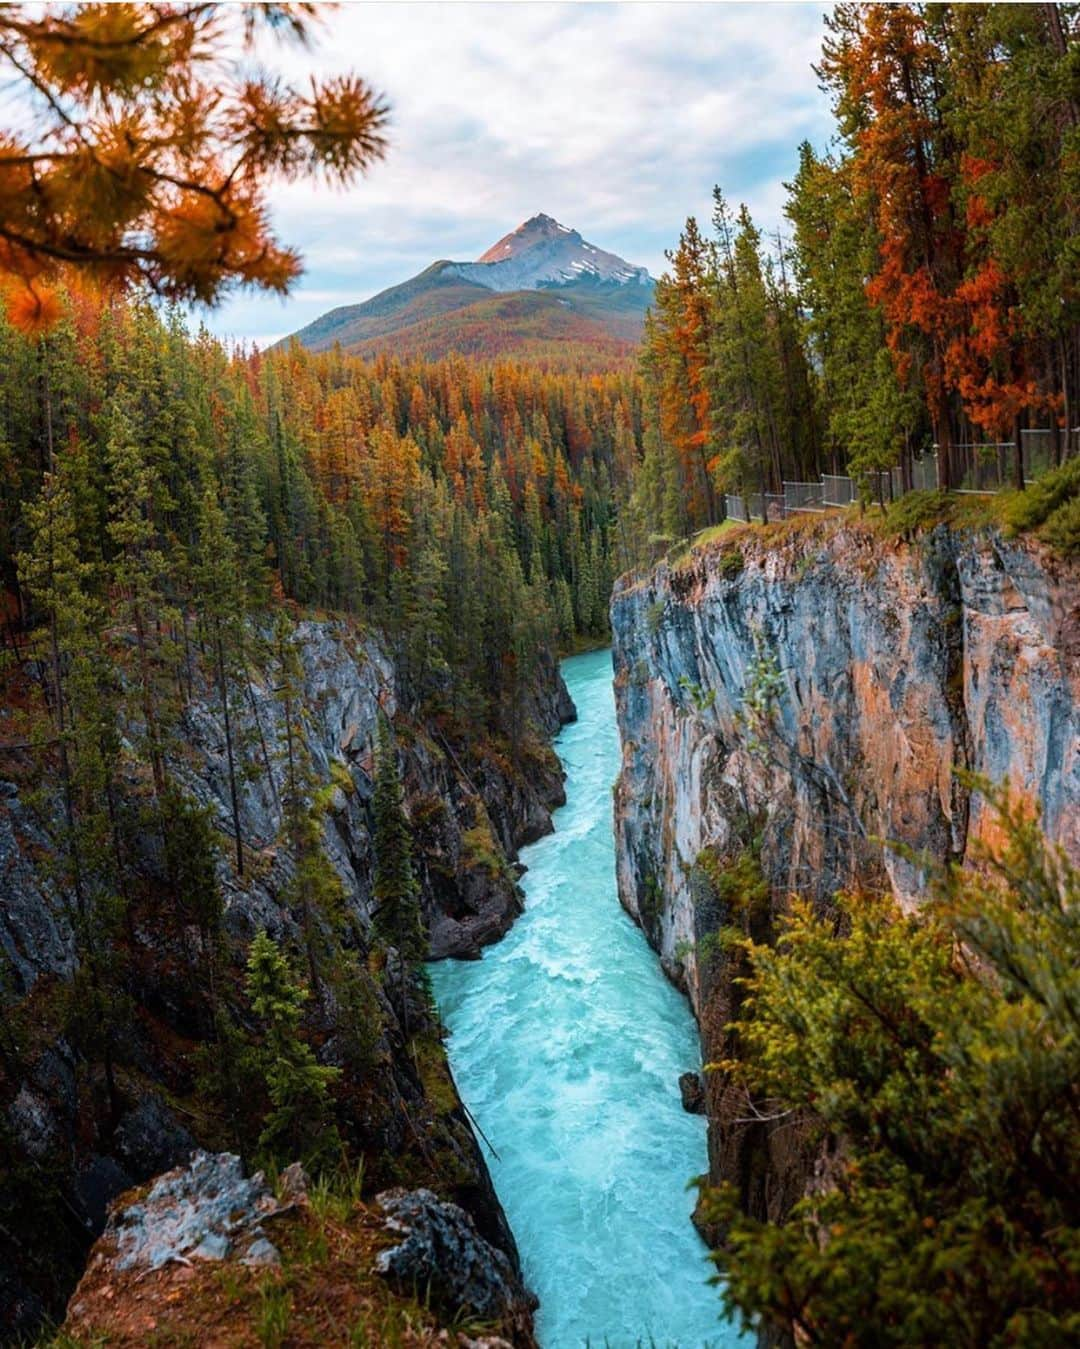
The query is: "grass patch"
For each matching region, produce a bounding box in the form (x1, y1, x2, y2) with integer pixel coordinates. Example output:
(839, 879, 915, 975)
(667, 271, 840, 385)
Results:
(1002, 456, 1080, 556)
(408, 1030, 459, 1117)
(460, 817, 506, 878)
(57, 1194, 498, 1348)
(667, 518, 743, 568)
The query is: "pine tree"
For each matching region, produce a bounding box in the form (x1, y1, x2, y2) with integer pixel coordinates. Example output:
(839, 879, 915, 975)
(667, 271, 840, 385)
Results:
(371, 715, 424, 1025)
(104, 389, 171, 796)
(0, 4, 388, 332)
(245, 930, 341, 1169)
(706, 786, 1080, 1346)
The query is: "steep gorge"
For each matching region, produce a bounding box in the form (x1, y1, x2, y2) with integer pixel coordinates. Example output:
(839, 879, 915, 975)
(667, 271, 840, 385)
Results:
(611, 517, 1079, 1238)
(0, 618, 572, 1342)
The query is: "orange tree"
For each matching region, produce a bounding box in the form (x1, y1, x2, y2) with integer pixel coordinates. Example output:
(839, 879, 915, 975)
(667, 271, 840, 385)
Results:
(0, 2, 388, 331)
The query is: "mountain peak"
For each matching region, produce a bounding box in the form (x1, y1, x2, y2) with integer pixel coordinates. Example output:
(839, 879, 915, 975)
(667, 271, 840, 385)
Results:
(460, 215, 649, 292)
(284, 214, 654, 363)
(478, 214, 577, 263)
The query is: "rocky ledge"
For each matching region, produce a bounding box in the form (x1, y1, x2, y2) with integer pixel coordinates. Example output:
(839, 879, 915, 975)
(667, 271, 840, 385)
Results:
(64, 1151, 535, 1347)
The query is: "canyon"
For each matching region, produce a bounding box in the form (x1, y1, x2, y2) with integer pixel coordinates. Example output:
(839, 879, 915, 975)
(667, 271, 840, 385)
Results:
(0, 619, 573, 1343)
(611, 515, 1079, 1247)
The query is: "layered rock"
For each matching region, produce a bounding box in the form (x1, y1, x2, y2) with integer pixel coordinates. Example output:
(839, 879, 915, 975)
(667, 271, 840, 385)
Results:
(0, 616, 572, 1341)
(611, 519, 1078, 1236)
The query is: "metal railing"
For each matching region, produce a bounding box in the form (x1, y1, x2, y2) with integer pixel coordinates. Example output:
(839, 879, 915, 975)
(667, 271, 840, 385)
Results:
(720, 433, 1072, 528)
(892, 453, 940, 495)
(821, 474, 855, 508)
(764, 492, 787, 523)
(725, 493, 764, 523)
(784, 481, 825, 513)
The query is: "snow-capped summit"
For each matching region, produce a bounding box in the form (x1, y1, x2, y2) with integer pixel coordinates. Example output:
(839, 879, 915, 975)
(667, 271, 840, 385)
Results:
(447, 214, 651, 293)
(285, 213, 654, 366)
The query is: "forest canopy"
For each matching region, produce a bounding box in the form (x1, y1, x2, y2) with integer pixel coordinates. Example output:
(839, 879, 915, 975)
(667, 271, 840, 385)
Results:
(634, 1, 1080, 537)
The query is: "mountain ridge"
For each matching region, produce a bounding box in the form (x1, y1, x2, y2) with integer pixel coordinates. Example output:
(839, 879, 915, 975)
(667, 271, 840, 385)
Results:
(284, 214, 653, 367)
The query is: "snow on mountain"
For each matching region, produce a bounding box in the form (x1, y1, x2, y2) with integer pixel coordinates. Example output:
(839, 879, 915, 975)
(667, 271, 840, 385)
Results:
(284, 213, 654, 365)
(445, 213, 651, 293)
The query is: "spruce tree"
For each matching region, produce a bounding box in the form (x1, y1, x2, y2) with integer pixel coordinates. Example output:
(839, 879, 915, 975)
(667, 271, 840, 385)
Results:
(245, 930, 341, 1169)
(371, 715, 424, 1025)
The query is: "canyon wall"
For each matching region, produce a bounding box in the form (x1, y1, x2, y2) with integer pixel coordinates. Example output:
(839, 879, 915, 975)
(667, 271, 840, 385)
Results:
(612, 518, 1078, 1232)
(0, 617, 571, 1341)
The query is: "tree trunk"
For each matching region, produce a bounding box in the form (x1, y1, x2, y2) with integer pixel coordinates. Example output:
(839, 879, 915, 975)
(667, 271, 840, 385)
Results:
(1050, 413, 1062, 469)
(936, 415, 954, 492)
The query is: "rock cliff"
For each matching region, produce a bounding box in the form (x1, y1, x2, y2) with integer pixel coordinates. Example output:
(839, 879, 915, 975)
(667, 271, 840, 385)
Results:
(0, 616, 572, 1342)
(612, 518, 1078, 1239)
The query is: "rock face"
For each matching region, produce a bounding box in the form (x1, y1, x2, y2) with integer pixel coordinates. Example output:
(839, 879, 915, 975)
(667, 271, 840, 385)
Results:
(375, 1187, 538, 1337)
(0, 616, 571, 1339)
(611, 520, 1078, 1240)
(678, 1071, 706, 1115)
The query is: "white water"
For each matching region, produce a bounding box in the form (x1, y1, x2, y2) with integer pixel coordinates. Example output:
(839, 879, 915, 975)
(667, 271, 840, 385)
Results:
(429, 649, 745, 1348)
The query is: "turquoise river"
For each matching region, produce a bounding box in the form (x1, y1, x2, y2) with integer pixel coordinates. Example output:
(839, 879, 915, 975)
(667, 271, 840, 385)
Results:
(429, 649, 745, 1348)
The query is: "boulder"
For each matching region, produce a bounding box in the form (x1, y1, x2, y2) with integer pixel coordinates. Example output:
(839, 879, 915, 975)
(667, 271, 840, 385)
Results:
(375, 1187, 537, 1334)
(101, 1150, 298, 1277)
(679, 1070, 706, 1115)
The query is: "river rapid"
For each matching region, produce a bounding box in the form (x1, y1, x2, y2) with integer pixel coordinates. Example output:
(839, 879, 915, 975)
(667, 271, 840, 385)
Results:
(429, 649, 745, 1348)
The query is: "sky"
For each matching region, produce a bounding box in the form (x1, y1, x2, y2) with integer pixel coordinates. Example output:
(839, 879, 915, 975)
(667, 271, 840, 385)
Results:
(209, 1, 836, 347)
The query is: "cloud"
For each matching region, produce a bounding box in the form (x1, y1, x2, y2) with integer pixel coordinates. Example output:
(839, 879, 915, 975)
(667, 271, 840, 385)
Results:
(203, 1, 833, 345)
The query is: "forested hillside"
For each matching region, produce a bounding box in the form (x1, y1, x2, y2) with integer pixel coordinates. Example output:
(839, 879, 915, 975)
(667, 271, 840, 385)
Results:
(632, 1, 1080, 542)
(0, 289, 643, 1337)
(0, 302, 641, 719)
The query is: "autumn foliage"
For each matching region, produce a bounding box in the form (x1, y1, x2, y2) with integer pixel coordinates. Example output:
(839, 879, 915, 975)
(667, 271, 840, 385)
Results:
(635, 1, 1078, 526)
(820, 2, 1078, 485)
(0, 3, 388, 330)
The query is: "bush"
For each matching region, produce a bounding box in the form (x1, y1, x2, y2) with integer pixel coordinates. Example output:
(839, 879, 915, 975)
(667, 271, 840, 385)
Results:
(883, 488, 951, 538)
(1002, 454, 1080, 533)
(696, 842, 768, 919)
(719, 547, 744, 580)
(703, 785, 1080, 1347)
(1040, 493, 1080, 557)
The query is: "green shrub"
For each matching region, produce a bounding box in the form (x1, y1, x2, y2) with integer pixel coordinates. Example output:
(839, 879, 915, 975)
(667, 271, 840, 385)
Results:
(678, 674, 716, 713)
(704, 785, 1080, 1347)
(1040, 493, 1080, 557)
(884, 488, 951, 538)
(1002, 455, 1080, 533)
(461, 820, 505, 876)
(697, 843, 768, 919)
(719, 547, 744, 580)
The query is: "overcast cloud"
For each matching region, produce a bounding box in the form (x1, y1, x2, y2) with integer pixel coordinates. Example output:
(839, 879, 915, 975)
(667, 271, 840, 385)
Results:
(208, 1, 834, 346)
